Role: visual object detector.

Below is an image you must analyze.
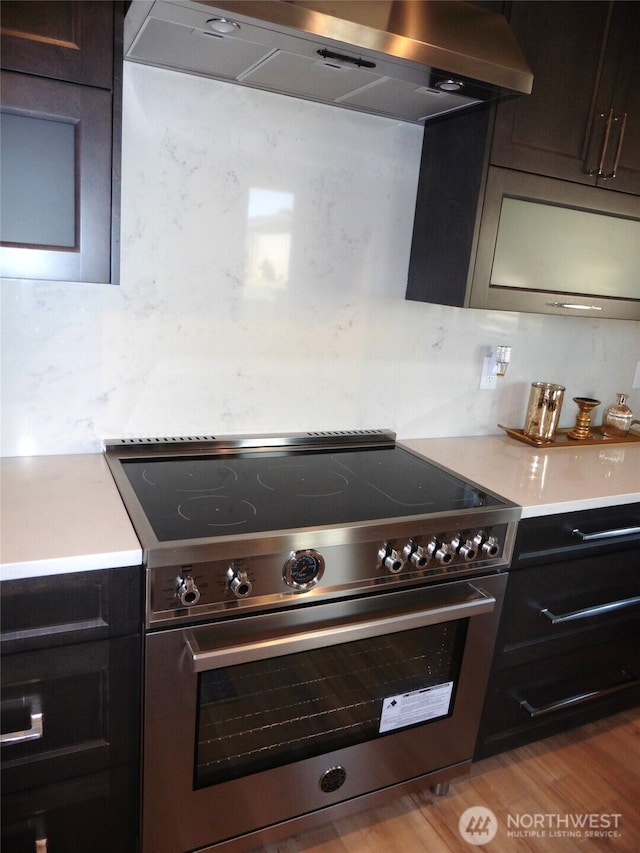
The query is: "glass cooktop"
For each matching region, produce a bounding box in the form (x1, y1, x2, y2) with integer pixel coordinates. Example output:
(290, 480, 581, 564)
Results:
(120, 446, 502, 542)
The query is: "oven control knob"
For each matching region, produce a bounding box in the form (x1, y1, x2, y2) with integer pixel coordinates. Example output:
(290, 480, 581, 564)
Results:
(176, 575, 201, 607)
(481, 536, 500, 557)
(377, 544, 405, 574)
(426, 537, 453, 565)
(283, 550, 325, 590)
(450, 534, 477, 562)
(473, 531, 500, 558)
(402, 541, 428, 568)
(226, 566, 253, 598)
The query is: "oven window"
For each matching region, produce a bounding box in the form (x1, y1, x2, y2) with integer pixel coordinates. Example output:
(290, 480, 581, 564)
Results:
(194, 619, 467, 788)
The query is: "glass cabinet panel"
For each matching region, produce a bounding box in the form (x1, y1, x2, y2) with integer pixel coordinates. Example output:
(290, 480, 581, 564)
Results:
(469, 167, 640, 320)
(492, 197, 639, 299)
(1, 112, 76, 247)
(0, 72, 114, 283)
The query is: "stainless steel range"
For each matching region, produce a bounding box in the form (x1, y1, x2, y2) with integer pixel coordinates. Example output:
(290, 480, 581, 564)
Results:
(105, 430, 520, 853)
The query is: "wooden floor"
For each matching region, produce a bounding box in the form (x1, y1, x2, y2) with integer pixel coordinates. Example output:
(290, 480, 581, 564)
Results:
(255, 707, 640, 852)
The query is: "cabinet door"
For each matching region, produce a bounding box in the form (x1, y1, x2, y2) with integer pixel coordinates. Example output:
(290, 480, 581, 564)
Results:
(1, 764, 138, 853)
(596, 1, 640, 194)
(0, 635, 140, 793)
(476, 630, 640, 758)
(469, 167, 640, 320)
(493, 553, 640, 669)
(0, 2, 122, 284)
(490, 0, 640, 196)
(0, 69, 114, 282)
(0, 566, 142, 654)
(0, 0, 114, 88)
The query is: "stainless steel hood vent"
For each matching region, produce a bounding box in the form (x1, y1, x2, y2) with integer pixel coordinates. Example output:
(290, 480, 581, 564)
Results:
(125, 0, 533, 124)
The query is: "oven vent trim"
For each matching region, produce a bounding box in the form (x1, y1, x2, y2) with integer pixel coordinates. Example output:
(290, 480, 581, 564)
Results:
(104, 428, 396, 453)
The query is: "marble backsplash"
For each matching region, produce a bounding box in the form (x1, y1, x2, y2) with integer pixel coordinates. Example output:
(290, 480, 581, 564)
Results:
(1, 62, 638, 457)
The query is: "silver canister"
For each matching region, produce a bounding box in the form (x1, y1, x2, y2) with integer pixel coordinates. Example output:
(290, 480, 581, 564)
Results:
(524, 382, 565, 442)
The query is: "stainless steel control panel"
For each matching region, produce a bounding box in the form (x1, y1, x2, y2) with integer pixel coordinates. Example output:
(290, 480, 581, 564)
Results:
(148, 524, 512, 628)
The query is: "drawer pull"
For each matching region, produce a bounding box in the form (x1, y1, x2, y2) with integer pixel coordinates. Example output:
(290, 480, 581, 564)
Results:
(540, 595, 640, 624)
(0, 711, 43, 746)
(572, 525, 640, 541)
(520, 671, 639, 718)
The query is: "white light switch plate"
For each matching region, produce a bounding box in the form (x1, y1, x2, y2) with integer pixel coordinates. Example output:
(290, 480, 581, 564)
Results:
(633, 360, 640, 390)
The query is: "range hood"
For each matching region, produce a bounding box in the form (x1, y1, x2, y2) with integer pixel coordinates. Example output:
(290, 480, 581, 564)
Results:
(124, 0, 533, 124)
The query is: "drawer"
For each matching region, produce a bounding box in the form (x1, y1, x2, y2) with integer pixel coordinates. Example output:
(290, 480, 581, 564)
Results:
(513, 504, 640, 568)
(476, 634, 640, 759)
(1, 635, 140, 793)
(495, 553, 640, 667)
(0, 565, 142, 653)
(1, 764, 138, 853)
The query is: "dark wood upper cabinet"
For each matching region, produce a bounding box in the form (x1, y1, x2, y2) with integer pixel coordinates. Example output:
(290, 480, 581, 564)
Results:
(0, 0, 114, 88)
(406, 0, 640, 317)
(0, 70, 115, 282)
(405, 105, 492, 308)
(491, 0, 640, 195)
(0, 1, 122, 284)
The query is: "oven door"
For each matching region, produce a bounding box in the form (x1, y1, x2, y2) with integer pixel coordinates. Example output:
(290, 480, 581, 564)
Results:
(142, 573, 507, 853)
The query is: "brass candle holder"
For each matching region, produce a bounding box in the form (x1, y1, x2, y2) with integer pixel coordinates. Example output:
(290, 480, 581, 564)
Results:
(567, 397, 601, 440)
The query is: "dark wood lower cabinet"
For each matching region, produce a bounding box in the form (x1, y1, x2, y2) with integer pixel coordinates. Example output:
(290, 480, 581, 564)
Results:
(475, 504, 640, 759)
(477, 630, 640, 758)
(1, 764, 138, 853)
(1, 634, 140, 794)
(1, 566, 142, 853)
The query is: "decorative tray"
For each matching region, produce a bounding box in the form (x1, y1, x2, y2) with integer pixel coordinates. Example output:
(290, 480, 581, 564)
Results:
(498, 424, 640, 449)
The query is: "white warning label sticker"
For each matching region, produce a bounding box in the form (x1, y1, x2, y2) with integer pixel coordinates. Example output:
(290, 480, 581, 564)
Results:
(379, 682, 454, 733)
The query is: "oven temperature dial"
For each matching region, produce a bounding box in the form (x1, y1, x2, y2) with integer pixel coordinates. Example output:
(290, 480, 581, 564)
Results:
(283, 549, 325, 590)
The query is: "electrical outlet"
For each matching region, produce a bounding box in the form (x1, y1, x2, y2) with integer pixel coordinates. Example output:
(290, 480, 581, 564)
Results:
(480, 356, 497, 390)
(633, 360, 640, 390)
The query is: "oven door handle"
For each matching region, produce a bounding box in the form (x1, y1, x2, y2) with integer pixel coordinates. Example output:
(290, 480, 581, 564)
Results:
(185, 583, 497, 671)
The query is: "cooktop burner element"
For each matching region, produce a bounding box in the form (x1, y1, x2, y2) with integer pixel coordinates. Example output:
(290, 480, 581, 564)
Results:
(256, 462, 349, 498)
(176, 494, 258, 528)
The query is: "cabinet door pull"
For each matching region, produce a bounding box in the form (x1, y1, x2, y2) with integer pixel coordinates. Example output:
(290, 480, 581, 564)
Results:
(593, 108, 614, 176)
(0, 711, 43, 746)
(572, 525, 640, 541)
(540, 595, 640, 623)
(520, 671, 639, 718)
(601, 112, 627, 179)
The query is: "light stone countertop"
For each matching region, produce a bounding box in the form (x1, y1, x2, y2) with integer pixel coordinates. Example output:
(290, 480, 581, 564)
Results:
(2, 437, 639, 580)
(402, 435, 640, 518)
(1, 453, 142, 581)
